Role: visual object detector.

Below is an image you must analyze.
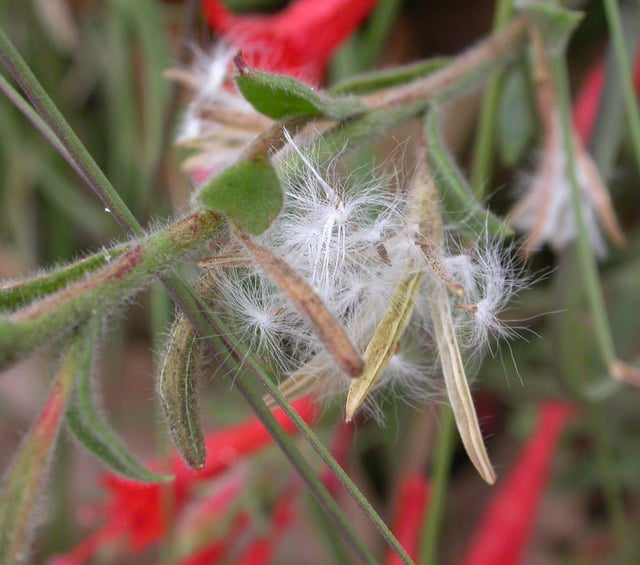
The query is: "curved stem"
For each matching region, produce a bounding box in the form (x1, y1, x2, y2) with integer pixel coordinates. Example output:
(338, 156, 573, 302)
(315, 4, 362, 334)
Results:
(550, 55, 616, 367)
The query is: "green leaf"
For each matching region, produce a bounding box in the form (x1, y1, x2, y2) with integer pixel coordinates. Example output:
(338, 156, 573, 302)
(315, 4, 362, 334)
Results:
(234, 56, 365, 120)
(329, 57, 451, 96)
(0, 332, 79, 565)
(66, 317, 171, 483)
(497, 65, 536, 166)
(518, 2, 583, 53)
(424, 106, 513, 237)
(158, 315, 205, 470)
(199, 155, 283, 235)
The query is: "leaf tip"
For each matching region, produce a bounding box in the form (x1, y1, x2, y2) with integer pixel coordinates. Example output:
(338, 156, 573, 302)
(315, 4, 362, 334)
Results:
(233, 50, 248, 76)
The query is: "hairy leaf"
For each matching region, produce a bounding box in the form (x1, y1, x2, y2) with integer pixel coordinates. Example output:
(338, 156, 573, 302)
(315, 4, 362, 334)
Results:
(66, 318, 171, 482)
(0, 332, 80, 564)
(497, 65, 536, 167)
(158, 315, 205, 470)
(235, 55, 365, 120)
(199, 155, 283, 235)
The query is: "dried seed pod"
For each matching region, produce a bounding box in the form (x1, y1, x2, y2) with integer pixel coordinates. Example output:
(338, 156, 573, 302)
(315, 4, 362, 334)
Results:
(234, 228, 364, 379)
(159, 314, 206, 470)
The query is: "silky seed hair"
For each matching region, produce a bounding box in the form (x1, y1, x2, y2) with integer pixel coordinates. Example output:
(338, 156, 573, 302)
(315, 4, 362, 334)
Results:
(205, 128, 529, 418)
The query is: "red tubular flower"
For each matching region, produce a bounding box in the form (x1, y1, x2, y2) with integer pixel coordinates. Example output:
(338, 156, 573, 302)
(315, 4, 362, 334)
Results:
(49, 397, 318, 564)
(202, 0, 377, 83)
(385, 473, 431, 565)
(6, 368, 76, 565)
(177, 485, 297, 565)
(458, 401, 576, 565)
(175, 541, 227, 565)
(573, 44, 640, 142)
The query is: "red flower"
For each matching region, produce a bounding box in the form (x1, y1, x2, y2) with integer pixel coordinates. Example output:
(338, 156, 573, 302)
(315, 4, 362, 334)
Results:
(573, 44, 640, 142)
(385, 473, 431, 565)
(202, 0, 377, 83)
(233, 488, 297, 565)
(175, 484, 297, 565)
(175, 513, 249, 565)
(458, 401, 576, 565)
(49, 397, 318, 564)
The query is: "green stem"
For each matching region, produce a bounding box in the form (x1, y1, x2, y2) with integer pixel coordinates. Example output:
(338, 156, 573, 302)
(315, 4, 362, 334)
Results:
(419, 407, 456, 565)
(0, 73, 73, 168)
(0, 212, 222, 369)
(550, 44, 631, 563)
(359, 0, 404, 69)
(0, 243, 128, 311)
(331, 0, 403, 79)
(362, 16, 529, 109)
(470, 0, 514, 195)
(588, 0, 640, 179)
(162, 278, 385, 565)
(602, 0, 640, 179)
(550, 55, 617, 368)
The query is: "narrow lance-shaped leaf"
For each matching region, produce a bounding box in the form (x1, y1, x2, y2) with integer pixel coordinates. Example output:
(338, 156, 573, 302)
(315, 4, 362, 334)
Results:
(497, 64, 536, 167)
(0, 331, 81, 564)
(345, 272, 423, 421)
(66, 317, 172, 482)
(418, 156, 496, 484)
(234, 54, 365, 120)
(346, 158, 443, 421)
(159, 314, 206, 470)
(424, 105, 513, 238)
(430, 281, 496, 485)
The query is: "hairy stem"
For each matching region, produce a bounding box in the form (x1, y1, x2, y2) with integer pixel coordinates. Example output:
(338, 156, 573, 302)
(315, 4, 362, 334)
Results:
(0, 212, 222, 369)
(363, 16, 528, 109)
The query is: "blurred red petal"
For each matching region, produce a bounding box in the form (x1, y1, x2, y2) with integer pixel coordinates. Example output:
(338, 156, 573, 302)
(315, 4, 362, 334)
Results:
(458, 401, 576, 565)
(573, 44, 640, 142)
(47, 524, 121, 565)
(234, 487, 297, 565)
(385, 473, 430, 565)
(54, 397, 318, 562)
(202, 0, 376, 82)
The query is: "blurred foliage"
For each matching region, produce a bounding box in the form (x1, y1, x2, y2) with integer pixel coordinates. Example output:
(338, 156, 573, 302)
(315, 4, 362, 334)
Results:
(0, 1, 640, 564)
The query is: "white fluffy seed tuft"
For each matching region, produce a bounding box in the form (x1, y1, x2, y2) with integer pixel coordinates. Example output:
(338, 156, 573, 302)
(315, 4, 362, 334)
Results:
(206, 131, 530, 419)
